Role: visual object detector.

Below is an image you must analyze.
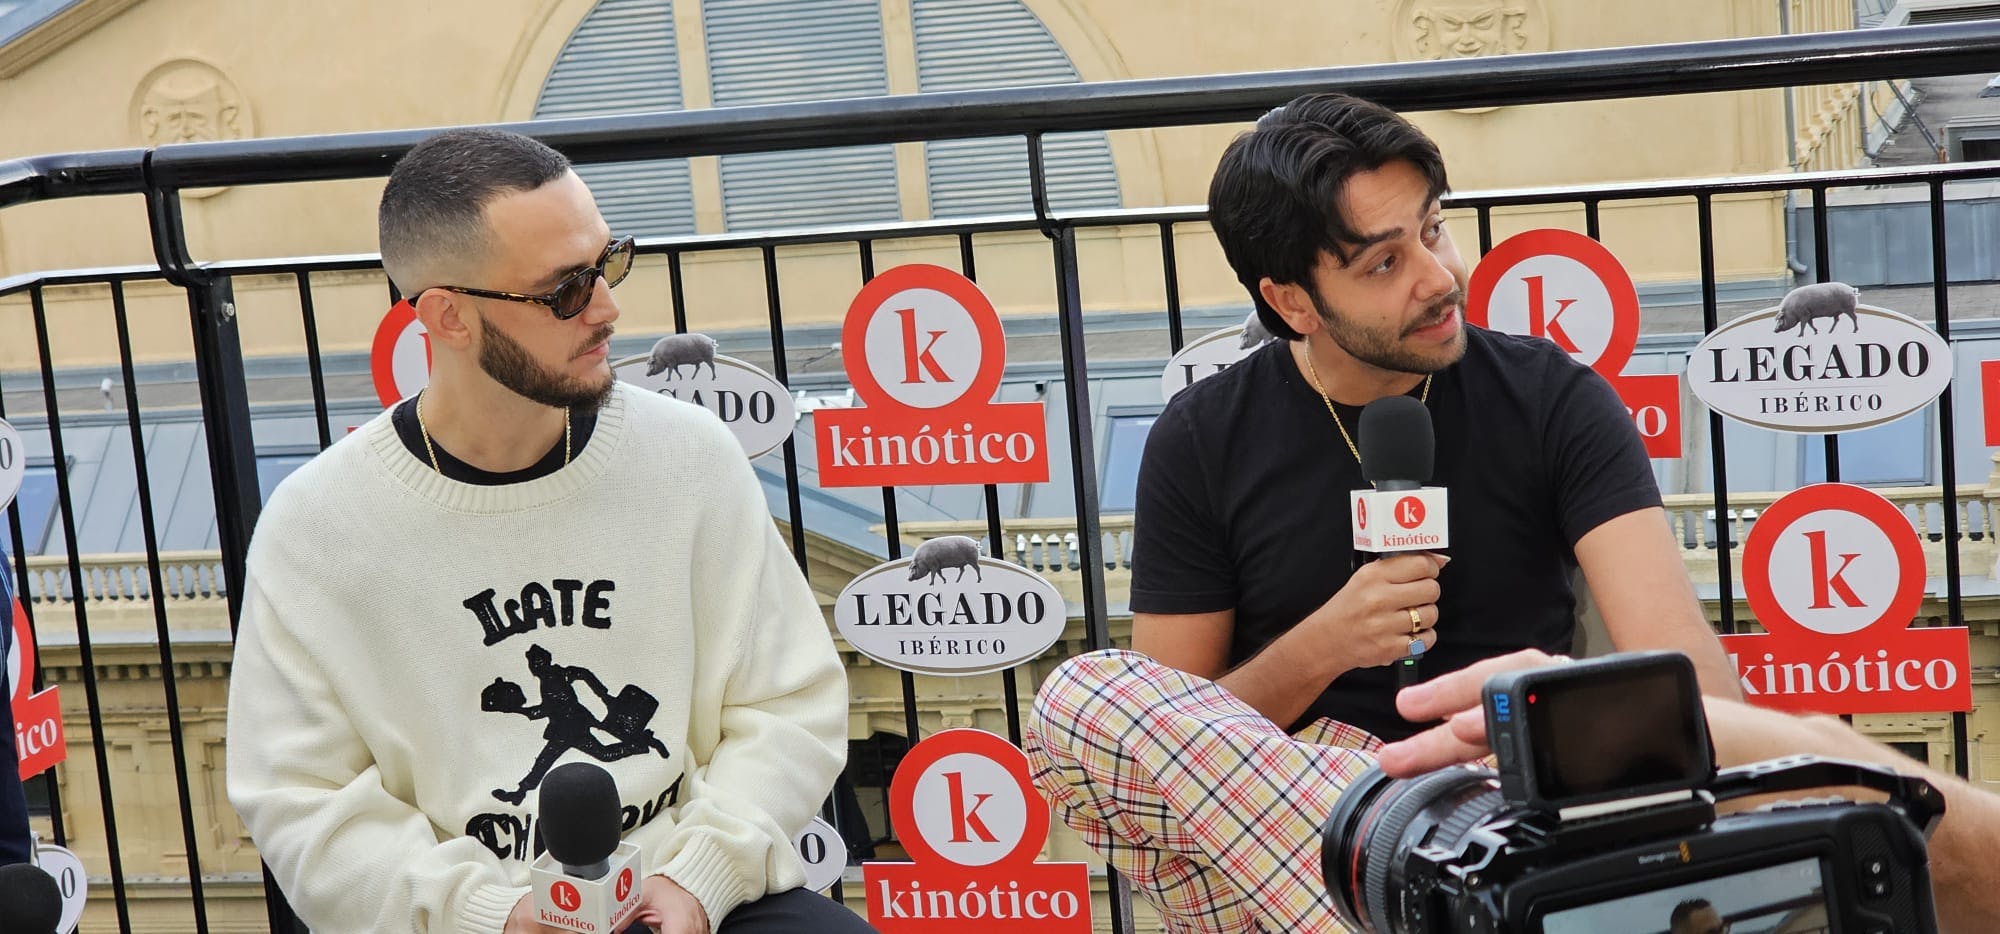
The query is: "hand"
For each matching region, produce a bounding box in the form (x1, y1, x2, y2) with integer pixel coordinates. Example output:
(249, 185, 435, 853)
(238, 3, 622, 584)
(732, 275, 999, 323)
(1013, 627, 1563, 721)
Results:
(505, 892, 568, 934)
(1374, 648, 1564, 778)
(1307, 552, 1447, 671)
(631, 874, 711, 934)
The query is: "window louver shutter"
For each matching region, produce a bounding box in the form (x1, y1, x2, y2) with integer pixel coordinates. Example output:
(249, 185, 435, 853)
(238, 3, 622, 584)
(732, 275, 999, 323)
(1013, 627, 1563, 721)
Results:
(913, 0, 1120, 217)
(534, 0, 697, 237)
(705, 0, 902, 229)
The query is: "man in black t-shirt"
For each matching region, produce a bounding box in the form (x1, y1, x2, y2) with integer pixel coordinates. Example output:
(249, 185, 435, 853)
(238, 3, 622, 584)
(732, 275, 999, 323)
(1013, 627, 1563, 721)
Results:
(1129, 93, 1738, 743)
(1023, 94, 1739, 930)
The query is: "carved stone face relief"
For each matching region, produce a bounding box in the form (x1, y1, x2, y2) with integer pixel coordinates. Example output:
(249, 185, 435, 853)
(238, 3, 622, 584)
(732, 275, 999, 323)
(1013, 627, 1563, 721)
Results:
(1410, 3, 1532, 58)
(1393, 0, 1551, 111)
(131, 60, 252, 196)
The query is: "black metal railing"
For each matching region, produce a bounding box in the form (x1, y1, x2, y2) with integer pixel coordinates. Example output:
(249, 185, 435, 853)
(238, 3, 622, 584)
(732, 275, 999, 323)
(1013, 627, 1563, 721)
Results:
(3, 19, 2000, 934)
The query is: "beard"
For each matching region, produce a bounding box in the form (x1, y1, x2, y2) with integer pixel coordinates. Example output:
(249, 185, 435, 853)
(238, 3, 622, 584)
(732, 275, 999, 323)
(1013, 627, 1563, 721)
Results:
(476, 317, 617, 411)
(1310, 286, 1468, 375)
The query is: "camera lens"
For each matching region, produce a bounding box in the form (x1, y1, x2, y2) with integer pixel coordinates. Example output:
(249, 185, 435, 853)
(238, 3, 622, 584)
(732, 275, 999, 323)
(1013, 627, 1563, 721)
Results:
(1321, 764, 1506, 933)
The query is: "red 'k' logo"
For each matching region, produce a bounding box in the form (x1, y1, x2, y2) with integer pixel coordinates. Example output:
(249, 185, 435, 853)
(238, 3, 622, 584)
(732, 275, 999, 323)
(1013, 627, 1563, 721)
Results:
(1356, 497, 1368, 529)
(1395, 496, 1425, 530)
(616, 868, 634, 902)
(550, 881, 582, 912)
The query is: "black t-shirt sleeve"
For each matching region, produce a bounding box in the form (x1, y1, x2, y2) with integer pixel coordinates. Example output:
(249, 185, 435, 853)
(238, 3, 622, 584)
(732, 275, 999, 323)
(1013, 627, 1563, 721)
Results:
(1129, 403, 1237, 614)
(1544, 361, 1664, 548)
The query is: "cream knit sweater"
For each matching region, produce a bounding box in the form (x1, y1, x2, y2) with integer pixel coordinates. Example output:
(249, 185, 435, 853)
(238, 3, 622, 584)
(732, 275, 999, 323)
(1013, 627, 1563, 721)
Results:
(226, 384, 847, 933)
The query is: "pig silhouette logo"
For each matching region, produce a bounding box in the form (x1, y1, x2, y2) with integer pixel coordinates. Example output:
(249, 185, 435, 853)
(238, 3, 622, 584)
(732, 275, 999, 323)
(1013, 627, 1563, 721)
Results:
(646, 333, 719, 380)
(909, 536, 983, 586)
(1773, 282, 1860, 337)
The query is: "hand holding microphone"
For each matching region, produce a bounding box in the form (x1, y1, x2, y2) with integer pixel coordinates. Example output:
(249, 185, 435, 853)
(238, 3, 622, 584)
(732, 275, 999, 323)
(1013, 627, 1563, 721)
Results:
(1307, 553, 1446, 671)
(1349, 394, 1449, 686)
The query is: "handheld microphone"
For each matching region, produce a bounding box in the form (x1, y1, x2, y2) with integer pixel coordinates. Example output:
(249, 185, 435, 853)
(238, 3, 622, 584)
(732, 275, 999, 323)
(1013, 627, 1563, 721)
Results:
(0, 862, 64, 934)
(1350, 395, 1448, 688)
(532, 762, 644, 934)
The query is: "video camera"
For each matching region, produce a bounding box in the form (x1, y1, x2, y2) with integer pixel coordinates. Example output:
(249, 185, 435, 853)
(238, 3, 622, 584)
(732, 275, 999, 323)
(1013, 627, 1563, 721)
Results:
(1320, 651, 1945, 933)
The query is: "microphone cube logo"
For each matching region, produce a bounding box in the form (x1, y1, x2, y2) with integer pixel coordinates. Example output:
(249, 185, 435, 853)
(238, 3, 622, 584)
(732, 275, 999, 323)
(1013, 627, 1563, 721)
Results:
(1394, 496, 1426, 530)
(1353, 488, 1448, 553)
(615, 868, 633, 902)
(550, 881, 581, 913)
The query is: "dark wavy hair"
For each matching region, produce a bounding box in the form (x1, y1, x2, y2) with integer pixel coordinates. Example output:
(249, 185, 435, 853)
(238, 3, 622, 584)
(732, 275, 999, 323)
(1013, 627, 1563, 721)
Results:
(1207, 93, 1450, 341)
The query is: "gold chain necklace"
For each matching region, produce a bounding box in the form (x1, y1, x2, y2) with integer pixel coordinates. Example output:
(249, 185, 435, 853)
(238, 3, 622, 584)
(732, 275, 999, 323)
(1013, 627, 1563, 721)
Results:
(415, 391, 570, 475)
(1301, 346, 1431, 464)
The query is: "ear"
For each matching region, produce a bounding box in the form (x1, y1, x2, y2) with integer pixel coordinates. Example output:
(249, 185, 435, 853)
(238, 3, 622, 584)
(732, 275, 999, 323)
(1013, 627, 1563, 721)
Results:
(412, 289, 477, 352)
(1259, 277, 1324, 338)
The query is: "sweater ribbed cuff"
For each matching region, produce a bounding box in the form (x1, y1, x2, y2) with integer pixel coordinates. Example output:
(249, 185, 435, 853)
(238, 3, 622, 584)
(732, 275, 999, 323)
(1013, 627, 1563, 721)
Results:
(460, 882, 531, 934)
(660, 834, 758, 929)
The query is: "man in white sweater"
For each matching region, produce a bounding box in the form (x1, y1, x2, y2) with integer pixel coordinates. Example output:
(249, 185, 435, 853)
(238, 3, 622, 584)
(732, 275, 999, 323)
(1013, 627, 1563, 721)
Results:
(226, 128, 871, 934)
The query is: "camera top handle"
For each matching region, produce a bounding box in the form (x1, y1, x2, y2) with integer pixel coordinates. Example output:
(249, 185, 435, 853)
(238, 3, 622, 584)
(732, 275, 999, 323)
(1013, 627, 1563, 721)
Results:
(1708, 754, 1945, 836)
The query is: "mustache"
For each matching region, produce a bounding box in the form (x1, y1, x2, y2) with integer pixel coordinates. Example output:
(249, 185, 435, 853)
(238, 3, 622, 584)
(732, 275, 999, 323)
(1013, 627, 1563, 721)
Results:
(574, 325, 616, 359)
(1403, 290, 1466, 336)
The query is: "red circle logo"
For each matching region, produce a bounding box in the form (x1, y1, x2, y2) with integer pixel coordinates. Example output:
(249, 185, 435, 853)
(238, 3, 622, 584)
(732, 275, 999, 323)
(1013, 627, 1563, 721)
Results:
(1395, 496, 1426, 529)
(615, 867, 634, 901)
(550, 880, 582, 912)
(1355, 496, 1369, 529)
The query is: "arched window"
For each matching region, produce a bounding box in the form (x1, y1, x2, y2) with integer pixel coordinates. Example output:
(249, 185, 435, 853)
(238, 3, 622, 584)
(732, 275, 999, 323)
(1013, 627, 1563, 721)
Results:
(533, 0, 1122, 232)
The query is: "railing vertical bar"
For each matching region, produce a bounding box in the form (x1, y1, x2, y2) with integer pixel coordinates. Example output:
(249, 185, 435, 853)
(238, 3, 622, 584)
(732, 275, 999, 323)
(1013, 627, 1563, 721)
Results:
(1584, 200, 1601, 240)
(30, 284, 135, 932)
(110, 280, 212, 931)
(0, 301, 68, 847)
(1032, 133, 1132, 933)
(1928, 179, 1971, 778)
(1811, 185, 1841, 482)
(1477, 205, 1494, 254)
(953, 239, 1027, 747)
(760, 244, 810, 573)
(1159, 221, 1186, 353)
(855, 238, 924, 751)
(668, 249, 689, 334)
(1697, 194, 1737, 634)
(294, 272, 334, 450)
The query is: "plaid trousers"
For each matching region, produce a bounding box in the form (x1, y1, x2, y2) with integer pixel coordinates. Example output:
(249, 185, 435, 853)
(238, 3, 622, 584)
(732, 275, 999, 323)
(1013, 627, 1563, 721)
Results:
(1023, 649, 1380, 933)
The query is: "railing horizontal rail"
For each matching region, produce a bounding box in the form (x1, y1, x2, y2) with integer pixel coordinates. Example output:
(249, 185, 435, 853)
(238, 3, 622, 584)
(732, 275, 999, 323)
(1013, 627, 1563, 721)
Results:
(3, 22, 2000, 207)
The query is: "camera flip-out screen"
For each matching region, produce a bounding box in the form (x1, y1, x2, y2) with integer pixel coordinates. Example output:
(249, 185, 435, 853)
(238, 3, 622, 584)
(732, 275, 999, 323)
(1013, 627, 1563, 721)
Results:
(1526, 662, 1708, 803)
(1485, 651, 1716, 812)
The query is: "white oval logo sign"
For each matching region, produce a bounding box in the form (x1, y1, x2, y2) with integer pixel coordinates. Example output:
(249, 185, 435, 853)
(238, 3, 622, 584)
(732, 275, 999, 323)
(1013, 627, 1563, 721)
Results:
(1685, 299, 1951, 433)
(615, 335, 797, 459)
(1161, 324, 1267, 402)
(792, 816, 845, 892)
(834, 536, 1067, 677)
(0, 417, 23, 511)
(34, 840, 88, 934)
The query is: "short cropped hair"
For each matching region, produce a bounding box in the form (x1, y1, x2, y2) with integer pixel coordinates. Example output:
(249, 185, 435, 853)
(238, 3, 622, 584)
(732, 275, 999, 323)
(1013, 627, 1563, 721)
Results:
(378, 127, 572, 295)
(1669, 898, 1716, 931)
(1207, 93, 1450, 341)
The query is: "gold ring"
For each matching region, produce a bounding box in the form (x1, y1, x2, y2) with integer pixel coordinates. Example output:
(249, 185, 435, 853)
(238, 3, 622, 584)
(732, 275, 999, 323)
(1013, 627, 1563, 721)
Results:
(1408, 607, 1423, 636)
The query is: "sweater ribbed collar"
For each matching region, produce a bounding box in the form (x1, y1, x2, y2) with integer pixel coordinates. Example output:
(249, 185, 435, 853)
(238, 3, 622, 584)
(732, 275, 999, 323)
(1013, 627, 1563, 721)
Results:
(364, 383, 630, 514)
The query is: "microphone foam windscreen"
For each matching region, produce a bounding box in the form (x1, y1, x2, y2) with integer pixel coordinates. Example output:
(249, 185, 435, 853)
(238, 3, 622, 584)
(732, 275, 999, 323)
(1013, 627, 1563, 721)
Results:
(1358, 394, 1434, 485)
(0, 863, 63, 934)
(538, 762, 623, 869)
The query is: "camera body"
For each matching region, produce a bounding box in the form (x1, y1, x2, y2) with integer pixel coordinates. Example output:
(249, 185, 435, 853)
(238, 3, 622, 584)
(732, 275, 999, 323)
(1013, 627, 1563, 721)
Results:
(1322, 651, 1945, 933)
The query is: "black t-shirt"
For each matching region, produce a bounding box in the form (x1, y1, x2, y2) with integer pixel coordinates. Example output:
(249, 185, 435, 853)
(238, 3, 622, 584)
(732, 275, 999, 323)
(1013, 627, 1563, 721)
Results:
(391, 396, 599, 485)
(1129, 326, 1661, 741)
